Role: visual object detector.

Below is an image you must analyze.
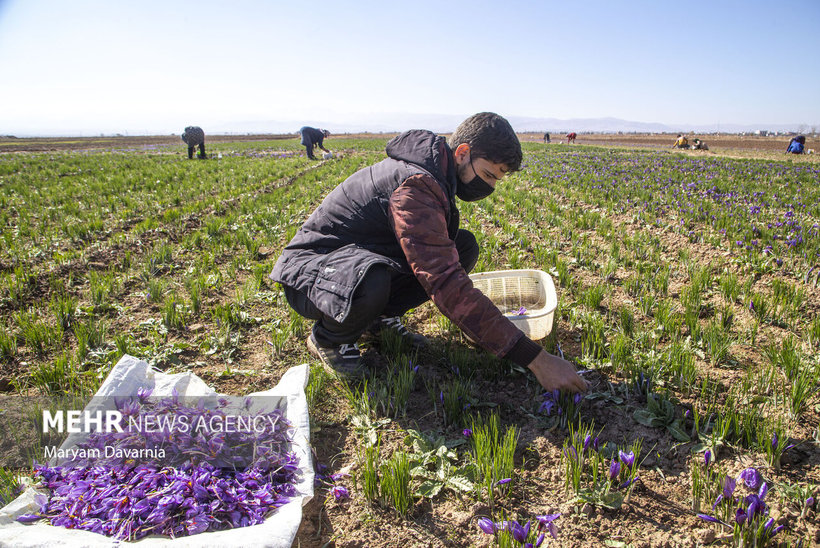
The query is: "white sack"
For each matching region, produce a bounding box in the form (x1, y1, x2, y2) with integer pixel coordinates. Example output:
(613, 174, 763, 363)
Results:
(0, 355, 314, 548)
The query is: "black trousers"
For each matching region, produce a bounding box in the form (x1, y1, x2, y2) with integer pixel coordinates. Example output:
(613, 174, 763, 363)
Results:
(188, 143, 206, 159)
(284, 229, 479, 347)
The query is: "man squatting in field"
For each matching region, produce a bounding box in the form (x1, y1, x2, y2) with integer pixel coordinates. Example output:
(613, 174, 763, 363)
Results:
(271, 113, 586, 393)
(299, 126, 331, 160)
(181, 126, 206, 159)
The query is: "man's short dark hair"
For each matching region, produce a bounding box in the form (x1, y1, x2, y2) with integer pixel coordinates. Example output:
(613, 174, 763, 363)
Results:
(448, 112, 522, 172)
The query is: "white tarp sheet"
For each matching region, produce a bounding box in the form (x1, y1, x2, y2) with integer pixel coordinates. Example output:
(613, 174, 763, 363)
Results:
(0, 355, 314, 547)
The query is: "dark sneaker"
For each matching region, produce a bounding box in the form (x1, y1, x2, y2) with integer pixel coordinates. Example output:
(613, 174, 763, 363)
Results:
(368, 316, 428, 348)
(307, 333, 364, 378)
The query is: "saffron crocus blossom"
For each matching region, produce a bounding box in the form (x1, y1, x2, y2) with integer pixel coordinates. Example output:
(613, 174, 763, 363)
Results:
(583, 434, 592, 452)
(477, 517, 496, 534)
(330, 485, 349, 501)
(738, 468, 762, 491)
(515, 306, 527, 315)
(734, 508, 747, 526)
(495, 478, 512, 486)
(806, 496, 815, 508)
(704, 449, 711, 467)
(511, 520, 531, 543)
(462, 428, 472, 438)
(758, 482, 768, 500)
(136, 386, 153, 403)
(609, 460, 621, 480)
(745, 494, 767, 519)
(618, 450, 635, 468)
(698, 513, 728, 526)
(535, 513, 561, 539)
(620, 476, 639, 489)
(15, 514, 43, 524)
(723, 476, 737, 498)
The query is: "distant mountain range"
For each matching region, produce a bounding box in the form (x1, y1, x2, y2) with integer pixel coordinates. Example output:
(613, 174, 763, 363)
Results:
(220, 114, 815, 136)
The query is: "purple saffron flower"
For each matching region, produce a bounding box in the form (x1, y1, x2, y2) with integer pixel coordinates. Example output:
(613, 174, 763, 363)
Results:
(477, 517, 496, 534)
(593, 437, 600, 452)
(136, 386, 153, 403)
(704, 449, 711, 467)
(535, 513, 560, 539)
(462, 428, 472, 438)
(495, 478, 512, 486)
(806, 496, 815, 508)
(511, 520, 531, 543)
(723, 476, 737, 498)
(746, 494, 763, 518)
(739, 468, 762, 490)
(698, 513, 728, 526)
(609, 460, 621, 480)
(185, 512, 211, 535)
(330, 485, 349, 501)
(771, 432, 778, 451)
(583, 434, 592, 452)
(735, 508, 747, 526)
(618, 450, 635, 468)
(620, 475, 639, 489)
(15, 514, 43, 524)
(758, 482, 768, 501)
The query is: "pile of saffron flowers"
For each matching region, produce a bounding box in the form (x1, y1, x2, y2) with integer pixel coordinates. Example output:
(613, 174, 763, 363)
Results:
(16, 390, 301, 540)
(477, 513, 561, 546)
(698, 467, 785, 546)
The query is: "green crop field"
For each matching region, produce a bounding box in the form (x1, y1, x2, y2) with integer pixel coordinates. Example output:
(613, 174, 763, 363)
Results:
(0, 137, 818, 546)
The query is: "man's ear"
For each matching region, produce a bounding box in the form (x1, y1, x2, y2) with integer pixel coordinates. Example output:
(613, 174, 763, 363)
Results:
(454, 143, 470, 163)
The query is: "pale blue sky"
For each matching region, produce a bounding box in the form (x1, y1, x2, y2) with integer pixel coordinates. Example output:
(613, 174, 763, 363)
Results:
(0, 0, 818, 136)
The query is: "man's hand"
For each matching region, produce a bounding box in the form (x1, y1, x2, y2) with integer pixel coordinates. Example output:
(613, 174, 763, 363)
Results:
(528, 349, 587, 393)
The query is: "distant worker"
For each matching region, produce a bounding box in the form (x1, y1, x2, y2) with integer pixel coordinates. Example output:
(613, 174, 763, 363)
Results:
(692, 138, 709, 151)
(299, 126, 331, 160)
(566, 132, 576, 144)
(181, 126, 206, 159)
(786, 135, 806, 154)
(672, 134, 689, 149)
(543, 132, 551, 143)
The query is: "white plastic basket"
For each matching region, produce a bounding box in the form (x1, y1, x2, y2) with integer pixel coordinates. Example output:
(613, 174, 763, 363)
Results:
(468, 269, 557, 340)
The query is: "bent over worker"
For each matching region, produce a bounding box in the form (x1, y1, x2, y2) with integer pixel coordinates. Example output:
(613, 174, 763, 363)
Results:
(271, 112, 586, 394)
(786, 135, 806, 154)
(299, 126, 330, 159)
(181, 126, 206, 159)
